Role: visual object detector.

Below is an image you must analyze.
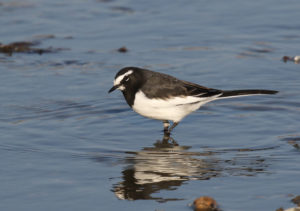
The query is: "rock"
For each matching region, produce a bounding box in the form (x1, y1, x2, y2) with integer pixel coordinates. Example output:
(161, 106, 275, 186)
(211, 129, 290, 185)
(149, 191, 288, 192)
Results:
(193, 196, 219, 211)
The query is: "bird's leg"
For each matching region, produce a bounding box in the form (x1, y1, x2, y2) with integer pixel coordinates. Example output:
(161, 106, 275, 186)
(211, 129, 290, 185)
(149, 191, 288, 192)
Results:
(168, 136, 178, 146)
(168, 122, 179, 133)
(163, 120, 170, 133)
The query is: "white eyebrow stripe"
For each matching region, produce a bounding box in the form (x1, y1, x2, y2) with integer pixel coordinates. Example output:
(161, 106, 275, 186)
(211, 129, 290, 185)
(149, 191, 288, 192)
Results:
(114, 70, 133, 86)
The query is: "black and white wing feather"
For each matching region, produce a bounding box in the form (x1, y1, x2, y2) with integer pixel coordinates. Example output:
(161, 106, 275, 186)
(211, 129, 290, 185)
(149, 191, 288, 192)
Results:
(140, 70, 222, 99)
(139, 68, 277, 100)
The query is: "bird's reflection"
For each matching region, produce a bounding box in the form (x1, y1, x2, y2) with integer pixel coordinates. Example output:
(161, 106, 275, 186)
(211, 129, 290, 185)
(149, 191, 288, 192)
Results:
(89, 134, 272, 202)
(112, 134, 221, 202)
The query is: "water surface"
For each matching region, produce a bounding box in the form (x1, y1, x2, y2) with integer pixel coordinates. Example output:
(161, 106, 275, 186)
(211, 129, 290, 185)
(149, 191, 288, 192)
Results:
(1, 0, 300, 210)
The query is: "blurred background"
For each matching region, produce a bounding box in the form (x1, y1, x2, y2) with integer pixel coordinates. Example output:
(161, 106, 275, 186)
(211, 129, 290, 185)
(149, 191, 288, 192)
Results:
(1, 0, 300, 210)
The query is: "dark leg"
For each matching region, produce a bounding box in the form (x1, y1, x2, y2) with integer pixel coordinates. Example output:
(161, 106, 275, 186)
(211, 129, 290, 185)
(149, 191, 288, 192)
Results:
(168, 122, 179, 133)
(163, 120, 170, 133)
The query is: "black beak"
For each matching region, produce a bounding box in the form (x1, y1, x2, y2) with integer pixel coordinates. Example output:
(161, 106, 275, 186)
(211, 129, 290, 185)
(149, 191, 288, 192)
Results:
(108, 84, 119, 93)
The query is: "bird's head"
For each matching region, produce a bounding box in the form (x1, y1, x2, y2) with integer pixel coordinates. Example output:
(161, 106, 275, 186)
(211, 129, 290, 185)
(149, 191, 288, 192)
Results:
(108, 67, 143, 93)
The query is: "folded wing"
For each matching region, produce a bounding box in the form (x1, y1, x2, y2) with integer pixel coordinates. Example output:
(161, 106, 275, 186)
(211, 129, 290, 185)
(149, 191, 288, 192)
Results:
(141, 72, 222, 99)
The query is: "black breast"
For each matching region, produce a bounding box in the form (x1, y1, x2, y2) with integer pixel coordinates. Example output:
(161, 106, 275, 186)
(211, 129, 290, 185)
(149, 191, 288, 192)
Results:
(121, 68, 145, 107)
(122, 89, 136, 107)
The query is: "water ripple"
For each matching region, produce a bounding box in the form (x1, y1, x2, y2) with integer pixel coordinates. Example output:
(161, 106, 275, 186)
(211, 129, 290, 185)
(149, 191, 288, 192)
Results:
(0, 99, 129, 123)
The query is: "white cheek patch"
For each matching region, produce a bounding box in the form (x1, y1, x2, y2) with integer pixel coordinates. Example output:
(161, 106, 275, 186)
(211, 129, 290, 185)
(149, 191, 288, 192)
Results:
(118, 85, 125, 91)
(114, 70, 133, 87)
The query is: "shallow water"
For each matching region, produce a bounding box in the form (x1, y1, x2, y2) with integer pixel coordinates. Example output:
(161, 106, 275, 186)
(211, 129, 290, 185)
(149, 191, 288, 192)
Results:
(1, 0, 300, 210)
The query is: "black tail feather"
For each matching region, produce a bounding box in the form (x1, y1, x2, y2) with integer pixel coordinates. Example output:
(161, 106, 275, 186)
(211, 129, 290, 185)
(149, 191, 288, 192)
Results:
(220, 89, 278, 98)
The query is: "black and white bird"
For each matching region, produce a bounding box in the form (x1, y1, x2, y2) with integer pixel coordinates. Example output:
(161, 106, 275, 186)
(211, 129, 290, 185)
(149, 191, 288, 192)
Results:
(108, 67, 277, 134)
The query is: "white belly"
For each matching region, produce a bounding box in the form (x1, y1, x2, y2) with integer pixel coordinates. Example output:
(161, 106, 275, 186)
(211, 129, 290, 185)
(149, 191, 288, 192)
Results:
(132, 91, 218, 122)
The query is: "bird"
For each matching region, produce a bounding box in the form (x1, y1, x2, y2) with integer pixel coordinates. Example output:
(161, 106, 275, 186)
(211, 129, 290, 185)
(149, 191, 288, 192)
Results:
(108, 67, 278, 134)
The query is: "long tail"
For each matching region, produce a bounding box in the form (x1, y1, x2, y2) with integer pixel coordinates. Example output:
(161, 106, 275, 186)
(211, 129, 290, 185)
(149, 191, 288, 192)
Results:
(220, 89, 278, 98)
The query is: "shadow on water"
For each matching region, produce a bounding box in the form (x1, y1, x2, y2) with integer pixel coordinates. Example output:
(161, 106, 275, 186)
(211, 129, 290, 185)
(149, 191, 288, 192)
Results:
(91, 134, 277, 202)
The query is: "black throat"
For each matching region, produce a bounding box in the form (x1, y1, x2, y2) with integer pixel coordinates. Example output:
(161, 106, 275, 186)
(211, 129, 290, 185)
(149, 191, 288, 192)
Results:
(121, 70, 145, 107)
(122, 87, 137, 107)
